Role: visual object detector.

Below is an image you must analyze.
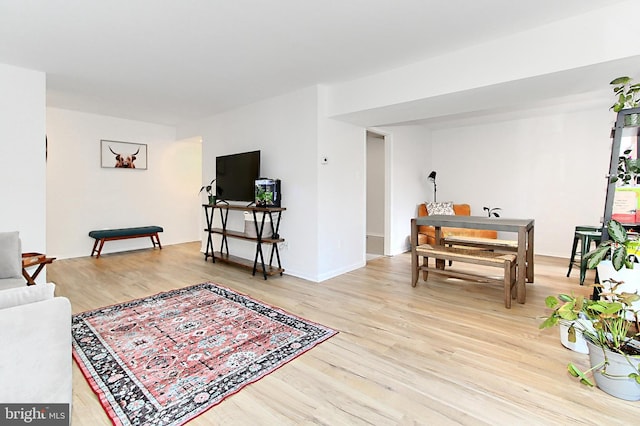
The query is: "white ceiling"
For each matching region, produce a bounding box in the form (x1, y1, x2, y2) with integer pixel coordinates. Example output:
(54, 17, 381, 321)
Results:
(0, 0, 629, 126)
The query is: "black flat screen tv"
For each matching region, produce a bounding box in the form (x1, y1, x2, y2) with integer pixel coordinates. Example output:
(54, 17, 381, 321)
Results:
(215, 150, 260, 203)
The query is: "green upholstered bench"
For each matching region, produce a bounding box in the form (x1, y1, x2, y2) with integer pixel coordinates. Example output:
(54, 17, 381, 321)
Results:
(88, 226, 163, 258)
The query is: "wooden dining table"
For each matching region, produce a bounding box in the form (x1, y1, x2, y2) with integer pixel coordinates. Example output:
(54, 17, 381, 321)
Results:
(413, 215, 535, 303)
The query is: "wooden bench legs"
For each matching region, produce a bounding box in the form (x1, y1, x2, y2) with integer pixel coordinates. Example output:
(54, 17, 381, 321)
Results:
(150, 233, 162, 249)
(91, 238, 104, 258)
(503, 257, 517, 309)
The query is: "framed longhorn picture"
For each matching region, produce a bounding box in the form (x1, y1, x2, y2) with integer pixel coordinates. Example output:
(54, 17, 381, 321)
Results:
(100, 140, 148, 170)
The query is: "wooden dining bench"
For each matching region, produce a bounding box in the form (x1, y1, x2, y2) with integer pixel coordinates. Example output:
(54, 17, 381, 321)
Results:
(443, 235, 534, 282)
(89, 226, 163, 258)
(443, 235, 518, 251)
(413, 243, 518, 308)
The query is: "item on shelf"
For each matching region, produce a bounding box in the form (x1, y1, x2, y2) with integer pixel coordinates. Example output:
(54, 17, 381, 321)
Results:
(199, 178, 216, 205)
(255, 178, 281, 207)
(612, 187, 640, 223)
(244, 211, 271, 238)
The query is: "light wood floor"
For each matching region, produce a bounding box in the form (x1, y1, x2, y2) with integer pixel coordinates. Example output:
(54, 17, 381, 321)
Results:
(47, 243, 640, 425)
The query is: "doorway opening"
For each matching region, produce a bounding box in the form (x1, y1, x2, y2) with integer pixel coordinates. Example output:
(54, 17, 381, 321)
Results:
(366, 130, 386, 261)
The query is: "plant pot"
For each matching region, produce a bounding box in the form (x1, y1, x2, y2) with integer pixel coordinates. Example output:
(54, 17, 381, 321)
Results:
(586, 339, 640, 401)
(208, 195, 216, 205)
(596, 260, 640, 320)
(559, 319, 589, 354)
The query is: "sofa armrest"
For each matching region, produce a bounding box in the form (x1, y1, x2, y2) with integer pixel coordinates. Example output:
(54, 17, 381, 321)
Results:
(0, 282, 56, 309)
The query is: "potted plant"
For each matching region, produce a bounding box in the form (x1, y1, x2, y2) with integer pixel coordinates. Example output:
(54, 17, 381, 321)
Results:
(610, 76, 640, 126)
(540, 285, 640, 400)
(584, 219, 637, 271)
(539, 293, 592, 354)
(482, 206, 501, 218)
(541, 219, 640, 399)
(199, 179, 216, 204)
(584, 219, 640, 316)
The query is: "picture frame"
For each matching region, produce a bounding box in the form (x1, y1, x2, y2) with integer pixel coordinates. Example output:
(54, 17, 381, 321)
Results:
(100, 140, 147, 169)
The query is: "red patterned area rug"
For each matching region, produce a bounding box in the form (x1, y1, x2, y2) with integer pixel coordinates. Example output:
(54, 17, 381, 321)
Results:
(72, 282, 337, 425)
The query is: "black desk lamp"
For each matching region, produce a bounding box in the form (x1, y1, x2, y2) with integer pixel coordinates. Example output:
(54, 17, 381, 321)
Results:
(428, 171, 437, 202)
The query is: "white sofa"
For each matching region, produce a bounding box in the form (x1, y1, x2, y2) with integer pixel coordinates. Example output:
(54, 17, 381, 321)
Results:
(0, 232, 72, 408)
(0, 284, 72, 404)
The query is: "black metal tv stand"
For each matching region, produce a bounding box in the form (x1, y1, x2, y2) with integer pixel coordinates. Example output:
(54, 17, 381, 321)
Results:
(202, 204, 286, 279)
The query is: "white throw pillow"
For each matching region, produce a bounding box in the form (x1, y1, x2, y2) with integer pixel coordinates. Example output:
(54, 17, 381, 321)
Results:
(0, 231, 21, 279)
(0, 282, 56, 310)
(425, 201, 455, 216)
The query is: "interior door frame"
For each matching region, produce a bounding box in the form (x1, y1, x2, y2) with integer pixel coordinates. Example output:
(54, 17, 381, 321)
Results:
(366, 128, 392, 256)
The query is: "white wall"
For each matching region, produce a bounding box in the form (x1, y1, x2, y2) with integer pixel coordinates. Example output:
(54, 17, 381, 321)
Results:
(178, 85, 370, 282)
(0, 63, 46, 257)
(429, 106, 612, 257)
(40, 87, 616, 278)
(316, 86, 367, 280)
(179, 86, 321, 281)
(46, 108, 201, 259)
